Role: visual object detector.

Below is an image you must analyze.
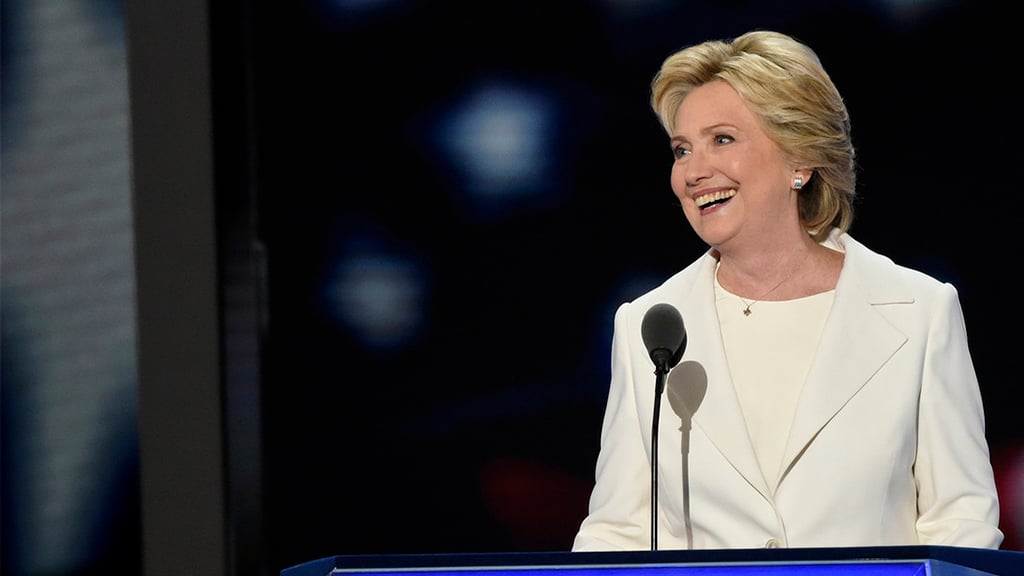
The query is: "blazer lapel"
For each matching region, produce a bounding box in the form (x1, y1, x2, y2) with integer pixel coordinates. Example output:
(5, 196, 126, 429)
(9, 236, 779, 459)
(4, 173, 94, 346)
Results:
(779, 234, 909, 483)
(672, 253, 772, 499)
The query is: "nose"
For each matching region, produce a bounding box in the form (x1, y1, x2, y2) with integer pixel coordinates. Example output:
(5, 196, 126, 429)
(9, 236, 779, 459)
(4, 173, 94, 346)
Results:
(682, 148, 713, 187)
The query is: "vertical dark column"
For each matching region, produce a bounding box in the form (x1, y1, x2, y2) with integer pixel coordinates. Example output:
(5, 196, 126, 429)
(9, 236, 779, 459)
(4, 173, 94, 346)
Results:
(125, 1, 227, 575)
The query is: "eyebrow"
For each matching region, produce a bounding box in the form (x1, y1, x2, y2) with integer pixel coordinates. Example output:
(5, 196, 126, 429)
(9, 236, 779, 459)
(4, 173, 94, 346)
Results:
(671, 123, 740, 145)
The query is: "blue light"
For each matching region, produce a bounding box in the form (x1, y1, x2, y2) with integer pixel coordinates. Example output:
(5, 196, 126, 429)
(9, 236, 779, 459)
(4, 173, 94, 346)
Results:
(322, 241, 428, 351)
(434, 80, 559, 216)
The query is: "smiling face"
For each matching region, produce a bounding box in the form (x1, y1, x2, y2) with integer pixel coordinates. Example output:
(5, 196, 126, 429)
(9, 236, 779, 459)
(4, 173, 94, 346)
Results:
(670, 80, 805, 253)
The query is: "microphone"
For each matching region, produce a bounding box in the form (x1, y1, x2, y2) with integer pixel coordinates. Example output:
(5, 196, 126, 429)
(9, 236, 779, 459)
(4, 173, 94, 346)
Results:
(642, 302, 687, 381)
(640, 302, 687, 551)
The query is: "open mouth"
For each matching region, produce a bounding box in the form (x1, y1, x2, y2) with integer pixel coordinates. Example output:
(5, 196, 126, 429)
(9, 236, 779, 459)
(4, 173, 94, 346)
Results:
(695, 189, 736, 210)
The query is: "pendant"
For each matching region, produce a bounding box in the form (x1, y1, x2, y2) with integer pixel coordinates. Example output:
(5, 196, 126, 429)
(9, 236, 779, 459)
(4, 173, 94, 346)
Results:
(743, 306, 752, 316)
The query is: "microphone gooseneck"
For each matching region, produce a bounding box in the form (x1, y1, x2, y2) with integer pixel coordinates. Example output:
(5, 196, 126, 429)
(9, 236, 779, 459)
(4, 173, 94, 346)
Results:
(640, 302, 687, 551)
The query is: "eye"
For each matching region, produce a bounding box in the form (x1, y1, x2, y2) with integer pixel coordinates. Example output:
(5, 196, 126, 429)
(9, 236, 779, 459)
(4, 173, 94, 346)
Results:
(714, 134, 734, 145)
(672, 145, 690, 159)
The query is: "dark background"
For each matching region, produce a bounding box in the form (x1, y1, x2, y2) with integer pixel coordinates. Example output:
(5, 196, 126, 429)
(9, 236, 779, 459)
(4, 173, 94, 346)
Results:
(2, 1, 1021, 575)
(239, 0, 1022, 569)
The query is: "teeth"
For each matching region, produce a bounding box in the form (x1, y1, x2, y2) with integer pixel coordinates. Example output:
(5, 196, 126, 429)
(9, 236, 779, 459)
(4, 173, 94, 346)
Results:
(695, 189, 736, 208)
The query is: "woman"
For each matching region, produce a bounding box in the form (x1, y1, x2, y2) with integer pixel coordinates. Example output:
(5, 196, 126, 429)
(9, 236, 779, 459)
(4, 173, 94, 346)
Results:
(572, 30, 1002, 551)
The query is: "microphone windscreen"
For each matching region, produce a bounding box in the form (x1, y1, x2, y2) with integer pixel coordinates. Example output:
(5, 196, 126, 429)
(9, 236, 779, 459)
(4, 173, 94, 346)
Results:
(641, 303, 687, 369)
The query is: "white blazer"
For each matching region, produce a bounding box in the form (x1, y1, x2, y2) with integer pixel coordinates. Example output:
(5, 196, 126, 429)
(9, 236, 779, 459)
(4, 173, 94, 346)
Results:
(573, 231, 1003, 551)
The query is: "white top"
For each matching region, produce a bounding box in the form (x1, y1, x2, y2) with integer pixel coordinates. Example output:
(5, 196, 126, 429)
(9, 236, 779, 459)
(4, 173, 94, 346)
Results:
(715, 270, 835, 491)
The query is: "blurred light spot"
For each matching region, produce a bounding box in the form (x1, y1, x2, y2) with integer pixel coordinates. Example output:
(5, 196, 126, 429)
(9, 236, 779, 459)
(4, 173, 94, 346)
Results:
(993, 441, 1024, 550)
(600, 0, 675, 18)
(479, 457, 592, 549)
(324, 251, 426, 350)
(327, 0, 401, 16)
(435, 80, 559, 214)
(874, 0, 949, 20)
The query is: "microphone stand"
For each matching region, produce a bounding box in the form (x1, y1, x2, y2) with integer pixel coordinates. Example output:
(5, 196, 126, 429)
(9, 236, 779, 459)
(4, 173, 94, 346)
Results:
(641, 302, 687, 553)
(651, 366, 668, 552)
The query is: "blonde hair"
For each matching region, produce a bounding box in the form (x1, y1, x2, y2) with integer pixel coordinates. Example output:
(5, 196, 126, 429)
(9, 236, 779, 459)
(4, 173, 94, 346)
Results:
(651, 30, 856, 240)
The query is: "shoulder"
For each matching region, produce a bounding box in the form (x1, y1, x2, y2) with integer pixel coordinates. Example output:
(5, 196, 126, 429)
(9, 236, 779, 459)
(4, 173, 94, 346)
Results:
(837, 232, 959, 305)
(607, 251, 718, 340)
(628, 251, 714, 308)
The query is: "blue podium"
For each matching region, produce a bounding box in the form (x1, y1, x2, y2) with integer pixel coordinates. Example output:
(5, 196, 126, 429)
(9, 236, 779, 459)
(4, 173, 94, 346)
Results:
(282, 547, 1024, 576)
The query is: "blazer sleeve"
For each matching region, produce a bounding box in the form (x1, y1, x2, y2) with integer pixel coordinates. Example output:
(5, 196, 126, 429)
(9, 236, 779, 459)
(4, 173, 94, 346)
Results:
(572, 302, 652, 551)
(914, 282, 1003, 548)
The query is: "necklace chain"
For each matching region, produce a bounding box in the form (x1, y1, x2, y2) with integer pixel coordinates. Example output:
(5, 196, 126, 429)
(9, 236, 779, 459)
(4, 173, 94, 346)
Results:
(734, 251, 811, 316)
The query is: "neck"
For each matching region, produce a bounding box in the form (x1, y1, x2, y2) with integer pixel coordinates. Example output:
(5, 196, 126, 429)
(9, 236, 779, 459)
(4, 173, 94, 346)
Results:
(715, 236, 820, 301)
